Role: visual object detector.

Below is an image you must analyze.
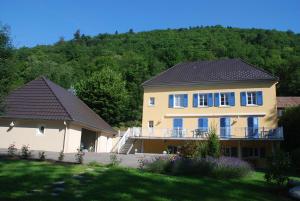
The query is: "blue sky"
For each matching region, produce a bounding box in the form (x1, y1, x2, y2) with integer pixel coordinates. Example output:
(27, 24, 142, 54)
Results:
(1, 0, 300, 47)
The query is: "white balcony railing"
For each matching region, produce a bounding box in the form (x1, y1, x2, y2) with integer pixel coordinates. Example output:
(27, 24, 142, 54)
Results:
(129, 127, 284, 140)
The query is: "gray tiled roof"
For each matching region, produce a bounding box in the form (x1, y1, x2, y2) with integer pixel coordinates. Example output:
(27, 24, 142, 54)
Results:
(3, 77, 116, 134)
(277, 97, 300, 108)
(142, 59, 277, 87)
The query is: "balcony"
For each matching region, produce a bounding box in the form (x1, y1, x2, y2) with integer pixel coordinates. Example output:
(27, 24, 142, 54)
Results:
(128, 127, 284, 140)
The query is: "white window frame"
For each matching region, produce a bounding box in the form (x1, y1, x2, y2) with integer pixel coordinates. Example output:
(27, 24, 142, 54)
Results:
(246, 91, 258, 106)
(149, 97, 155, 106)
(148, 121, 154, 128)
(219, 93, 229, 106)
(174, 94, 185, 108)
(198, 93, 208, 107)
(36, 124, 46, 136)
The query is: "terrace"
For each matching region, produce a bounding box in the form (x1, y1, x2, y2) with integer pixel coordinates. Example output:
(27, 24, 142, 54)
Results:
(127, 127, 284, 140)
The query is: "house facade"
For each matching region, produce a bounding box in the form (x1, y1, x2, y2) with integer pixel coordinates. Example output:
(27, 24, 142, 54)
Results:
(120, 59, 283, 167)
(0, 77, 117, 153)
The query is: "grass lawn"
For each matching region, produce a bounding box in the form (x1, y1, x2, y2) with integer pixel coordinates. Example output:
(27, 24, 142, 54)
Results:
(0, 158, 296, 201)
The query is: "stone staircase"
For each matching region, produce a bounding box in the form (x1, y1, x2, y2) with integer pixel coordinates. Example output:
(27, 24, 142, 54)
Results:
(118, 138, 136, 154)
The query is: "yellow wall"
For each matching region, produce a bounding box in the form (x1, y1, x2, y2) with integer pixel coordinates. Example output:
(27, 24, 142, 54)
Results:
(142, 81, 277, 138)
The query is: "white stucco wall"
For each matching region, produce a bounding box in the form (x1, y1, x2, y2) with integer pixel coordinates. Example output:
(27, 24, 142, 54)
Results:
(0, 119, 117, 153)
(0, 119, 65, 152)
(64, 123, 82, 153)
(96, 132, 116, 153)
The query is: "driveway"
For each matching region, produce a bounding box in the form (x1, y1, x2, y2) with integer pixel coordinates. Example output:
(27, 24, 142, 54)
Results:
(0, 149, 159, 168)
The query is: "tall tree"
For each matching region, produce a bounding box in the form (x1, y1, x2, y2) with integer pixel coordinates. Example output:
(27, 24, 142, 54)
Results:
(0, 25, 16, 113)
(75, 67, 128, 126)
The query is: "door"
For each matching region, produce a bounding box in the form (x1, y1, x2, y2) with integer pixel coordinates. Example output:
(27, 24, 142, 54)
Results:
(173, 118, 183, 137)
(247, 117, 259, 138)
(220, 117, 231, 138)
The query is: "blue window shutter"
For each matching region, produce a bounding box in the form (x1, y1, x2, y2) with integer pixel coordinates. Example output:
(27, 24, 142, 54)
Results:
(225, 117, 230, 127)
(253, 117, 259, 137)
(208, 93, 213, 107)
(183, 94, 188, 107)
(198, 118, 208, 131)
(203, 118, 208, 131)
(198, 118, 203, 128)
(173, 118, 183, 128)
(168, 95, 174, 108)
(248, 117, 259, 138)
(220, 117, 225, 127)
(214, 93, 220, 107)
(193, 94, 198, 107)
(240, 92, 246, 106)
(229, 92, 235, 106)
(257, 91, 263, 105)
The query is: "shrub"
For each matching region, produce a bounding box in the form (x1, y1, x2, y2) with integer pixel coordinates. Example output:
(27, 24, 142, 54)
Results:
(171, 157, 214, 175)
(291, 148, 300, 169)
(109, 154, 122, 167)
(20, 145, 32, 159)
(7, 143, 17, 157)
(139, 156, 173, 173)
(265, 150, 290, 186)
(279, 106, 300, 152)
(58, 150, 64, 161)
(171, 156, 251, 178)
(38, 151, 46, 161)
(208, 157, 252, 178)
(179, 141, 207, 159)
(75, 148, 84, 164)
(179, 127, 220, 159)
(141, 155, 252, 179)
(207, 128, 221, 158)
(88, 161, 100, 167)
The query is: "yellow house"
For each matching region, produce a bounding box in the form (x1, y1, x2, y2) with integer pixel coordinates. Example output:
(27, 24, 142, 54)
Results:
(119, 59, 283, 167)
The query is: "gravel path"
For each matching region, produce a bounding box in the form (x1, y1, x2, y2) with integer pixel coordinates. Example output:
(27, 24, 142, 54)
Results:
(0, 149, 160, 168)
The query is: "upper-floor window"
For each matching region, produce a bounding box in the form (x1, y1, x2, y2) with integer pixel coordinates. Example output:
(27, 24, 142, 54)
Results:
(241, 91, 263, 106)
(149, 97, 155, 106)
(198, 94, 208, 106)
(169, 94, 188, 108)
(220, 93, 230, 106)
(174, 94, 185, 107)
(247, 92, 257, 105)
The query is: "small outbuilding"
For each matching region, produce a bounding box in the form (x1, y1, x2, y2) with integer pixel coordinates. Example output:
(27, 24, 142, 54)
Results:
(0, 77, 117, 153)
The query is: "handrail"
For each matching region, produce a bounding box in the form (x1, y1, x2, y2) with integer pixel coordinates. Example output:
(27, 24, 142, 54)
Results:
(128, 127, 284, 139)
(117, 128, 132, 153)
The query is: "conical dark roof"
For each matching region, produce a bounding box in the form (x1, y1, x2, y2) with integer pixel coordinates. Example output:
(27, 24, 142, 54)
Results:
(3, 77, 116, 134)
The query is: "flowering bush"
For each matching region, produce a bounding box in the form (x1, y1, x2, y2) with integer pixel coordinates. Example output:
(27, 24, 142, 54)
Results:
(208, 156, 252, 178)
(20, 145, 32, 159)
(75, 148, 85, 164)
(38, 151, 46, 161)
(8, 143, 17, 157)
(140, 155, 252, 179)
(139, 155, 175, 173)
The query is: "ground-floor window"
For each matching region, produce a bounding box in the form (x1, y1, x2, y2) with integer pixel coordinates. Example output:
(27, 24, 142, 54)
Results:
(242, 147, 266, 158)
(222, 147, 238, 157)
(167, 145, 178, 154)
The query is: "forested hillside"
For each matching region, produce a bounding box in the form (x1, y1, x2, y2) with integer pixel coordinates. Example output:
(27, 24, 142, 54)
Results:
(1, 25, 300, 126)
